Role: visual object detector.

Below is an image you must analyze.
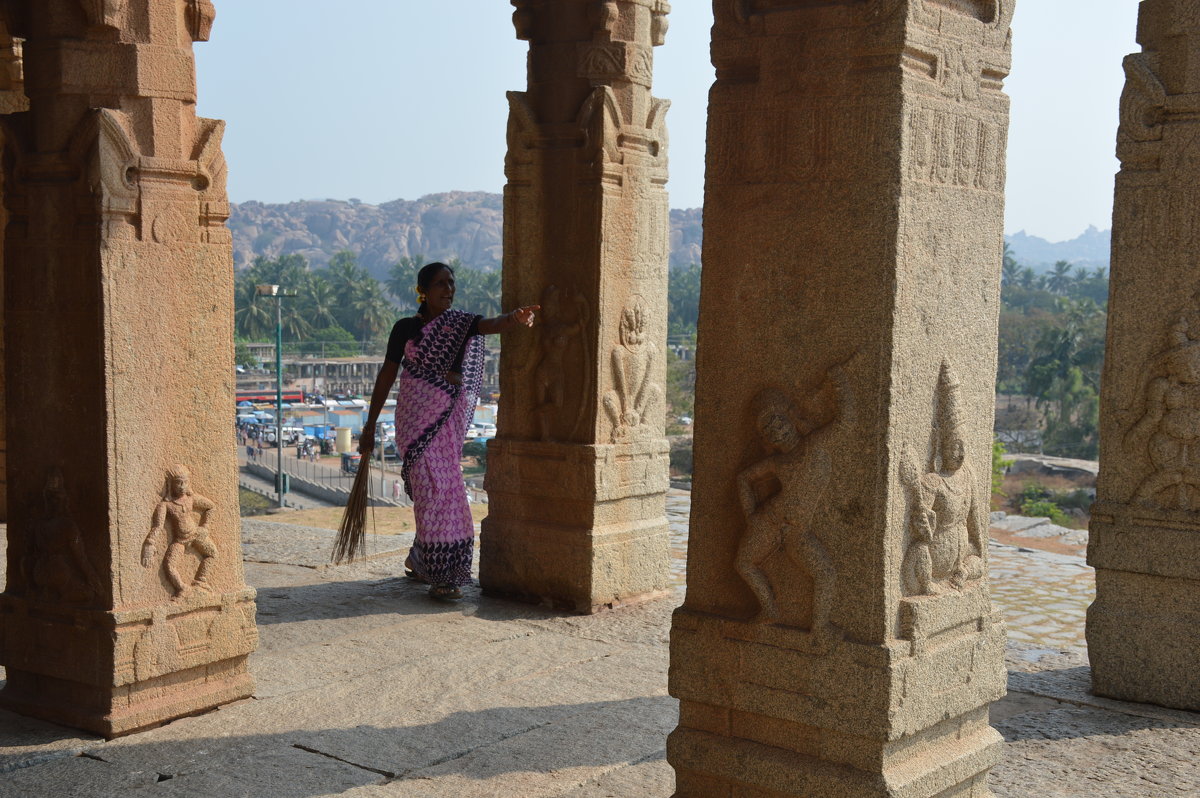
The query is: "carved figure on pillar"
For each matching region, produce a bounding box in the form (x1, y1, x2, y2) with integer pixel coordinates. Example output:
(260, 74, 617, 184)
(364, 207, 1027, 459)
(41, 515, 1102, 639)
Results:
(529, 284, 589, 442)
(603, 297, 662, 441)
(1124, 292, 1200, 509)
(21, 468, 103, 605)
(901, 362, 986, 597)
(735, 369, 846, 640)
(142, 465, 218, 599)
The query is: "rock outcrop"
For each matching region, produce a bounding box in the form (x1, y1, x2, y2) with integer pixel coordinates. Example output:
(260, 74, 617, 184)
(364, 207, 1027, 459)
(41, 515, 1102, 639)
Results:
(229, 191, 703, 277)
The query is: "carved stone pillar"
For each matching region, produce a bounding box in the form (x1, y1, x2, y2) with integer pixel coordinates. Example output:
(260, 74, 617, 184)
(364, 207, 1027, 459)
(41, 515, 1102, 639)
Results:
(0, 0, 255, 737)
(481, 0, 672, 612)
(1088, 0, 1200, 712)
(668, 2, 1012, 795)
(0, 17, 27, 523)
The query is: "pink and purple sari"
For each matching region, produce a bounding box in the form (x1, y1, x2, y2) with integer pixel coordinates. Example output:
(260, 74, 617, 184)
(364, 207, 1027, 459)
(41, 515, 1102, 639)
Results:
(395, 309, 485, 587)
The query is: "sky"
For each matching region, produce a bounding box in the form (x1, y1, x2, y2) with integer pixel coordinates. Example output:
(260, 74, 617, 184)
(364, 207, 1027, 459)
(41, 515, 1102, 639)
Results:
(196, 1, 1141, 243)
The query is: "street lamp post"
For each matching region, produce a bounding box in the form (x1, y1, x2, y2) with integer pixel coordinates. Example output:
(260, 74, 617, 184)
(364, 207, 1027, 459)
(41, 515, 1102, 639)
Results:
(256, 284, 297, 508)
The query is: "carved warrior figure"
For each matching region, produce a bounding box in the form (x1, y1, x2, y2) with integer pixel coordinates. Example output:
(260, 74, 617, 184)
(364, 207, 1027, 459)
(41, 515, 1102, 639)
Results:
(142, 465, 218, 598)
(21, 468, 103, 605)
(529, 285, 589, 441)
(735, 362, 849, 638)
(603, 298, 662, 441)
(1125, 294, 1200, 509)
(901, 362, 986, 597)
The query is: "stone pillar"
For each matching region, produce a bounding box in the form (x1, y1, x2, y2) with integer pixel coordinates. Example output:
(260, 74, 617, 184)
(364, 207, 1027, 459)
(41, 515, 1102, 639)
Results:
(1087, 0, 1200, 712)
(668, 2, 1012, 795)
(0, 19, 27, 523)
(0, 0, 256, 737)
(480, 0, 673, 613)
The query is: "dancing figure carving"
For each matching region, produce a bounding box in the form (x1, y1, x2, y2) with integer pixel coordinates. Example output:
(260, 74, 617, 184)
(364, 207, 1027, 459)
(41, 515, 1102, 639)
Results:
(142, 465, 218, 598)
(735, 359, 852, 641)
(21, 468, 103, 605)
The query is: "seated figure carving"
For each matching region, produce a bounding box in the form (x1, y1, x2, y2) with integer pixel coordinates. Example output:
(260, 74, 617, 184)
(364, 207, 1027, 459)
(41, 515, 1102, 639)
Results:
(902, 362, 986, 597)
(1126, 298, 1200, 509)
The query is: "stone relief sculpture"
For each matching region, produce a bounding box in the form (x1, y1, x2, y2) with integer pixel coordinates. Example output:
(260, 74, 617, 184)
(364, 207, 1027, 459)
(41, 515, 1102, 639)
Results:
(735, 360, 852, 638)
(79, 0, 127, 29)
(1124, 295, 1200, 510)
(603, 297, 662, 442)
(529, 285, 590, 441)
(185, 0, 216, 42)
(901, 362, 986, 597)
(21, 468, 103, 605)
(142, 464, 218, 599)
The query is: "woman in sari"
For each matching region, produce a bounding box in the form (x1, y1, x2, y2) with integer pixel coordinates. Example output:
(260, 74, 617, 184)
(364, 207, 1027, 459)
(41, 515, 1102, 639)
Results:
(359, 262, 538, 601)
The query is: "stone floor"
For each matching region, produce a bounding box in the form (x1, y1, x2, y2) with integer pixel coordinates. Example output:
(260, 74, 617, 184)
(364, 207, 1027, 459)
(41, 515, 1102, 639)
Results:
(0, 512, 1198, 796)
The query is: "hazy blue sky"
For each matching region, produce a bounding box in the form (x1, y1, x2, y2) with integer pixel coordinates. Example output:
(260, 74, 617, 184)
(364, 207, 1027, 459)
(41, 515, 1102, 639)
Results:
(196, 1, 1140, 242)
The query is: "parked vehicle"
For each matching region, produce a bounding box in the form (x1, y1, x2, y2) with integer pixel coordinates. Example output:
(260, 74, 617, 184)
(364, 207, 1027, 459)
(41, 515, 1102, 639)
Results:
(340, 452, 361, 475)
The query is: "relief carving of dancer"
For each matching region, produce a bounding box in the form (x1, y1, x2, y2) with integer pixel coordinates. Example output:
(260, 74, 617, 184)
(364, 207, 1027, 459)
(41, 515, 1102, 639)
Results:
(735, 360, 852, 641)
(22, 468, 103, 605)
(529, 285, 588, 441)
(901, 362, 986, 597)
(142, 464, 218, 599)
(1125, 296, 1200, 509)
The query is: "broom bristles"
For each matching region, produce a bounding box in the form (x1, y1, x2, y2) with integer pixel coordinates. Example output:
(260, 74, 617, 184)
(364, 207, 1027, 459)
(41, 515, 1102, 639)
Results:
(332, 457, 373, 565)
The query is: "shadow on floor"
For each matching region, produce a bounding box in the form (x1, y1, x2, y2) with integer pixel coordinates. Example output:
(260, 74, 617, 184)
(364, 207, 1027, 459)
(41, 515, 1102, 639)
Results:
(0, 696, 676, 798)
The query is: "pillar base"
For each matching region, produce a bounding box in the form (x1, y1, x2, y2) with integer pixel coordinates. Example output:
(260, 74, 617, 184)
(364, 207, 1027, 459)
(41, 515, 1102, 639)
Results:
(669, 604, 1005, 798)
(0, 588, 257, 737)
(481, 438, 671, 613)
(1088, 503, 1200, 711)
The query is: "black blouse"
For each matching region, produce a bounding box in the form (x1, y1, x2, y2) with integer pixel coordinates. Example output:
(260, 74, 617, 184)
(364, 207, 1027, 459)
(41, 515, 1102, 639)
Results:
(385, 314, 482, 372)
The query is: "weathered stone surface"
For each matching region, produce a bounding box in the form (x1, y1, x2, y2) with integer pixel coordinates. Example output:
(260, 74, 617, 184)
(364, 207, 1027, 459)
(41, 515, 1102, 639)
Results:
(481, 0, 673, 613)
(668, 2, 1013, 795)
(1088, 0, 1200, 712)
(0, 0, 255, 736)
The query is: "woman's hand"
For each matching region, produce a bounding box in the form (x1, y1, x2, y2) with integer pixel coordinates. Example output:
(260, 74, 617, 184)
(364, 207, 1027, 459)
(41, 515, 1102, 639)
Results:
(358, 426, 375, 455)
(510, 305, 540, 327)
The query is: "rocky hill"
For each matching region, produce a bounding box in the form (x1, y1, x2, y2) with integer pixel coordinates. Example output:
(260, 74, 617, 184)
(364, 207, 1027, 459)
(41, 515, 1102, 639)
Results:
(1005, 226, 1111, 271)
(229, 191, 706, 278)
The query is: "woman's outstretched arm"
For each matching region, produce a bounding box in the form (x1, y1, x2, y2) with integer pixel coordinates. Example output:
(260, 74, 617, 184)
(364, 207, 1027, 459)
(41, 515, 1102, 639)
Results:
(477, 305, 540, 335)
(359, 359, 399, 455)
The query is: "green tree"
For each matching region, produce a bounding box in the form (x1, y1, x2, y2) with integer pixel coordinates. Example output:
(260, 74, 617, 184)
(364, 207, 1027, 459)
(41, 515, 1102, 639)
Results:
(668, 263, 702, 337)
(1046, 260, 1074, 295)
(386, 255, 427, 307)
(307, 325, 360, 357)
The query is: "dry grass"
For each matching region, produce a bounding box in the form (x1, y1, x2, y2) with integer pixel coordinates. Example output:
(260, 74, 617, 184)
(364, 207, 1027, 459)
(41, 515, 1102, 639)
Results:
(257, 502, 489, 536)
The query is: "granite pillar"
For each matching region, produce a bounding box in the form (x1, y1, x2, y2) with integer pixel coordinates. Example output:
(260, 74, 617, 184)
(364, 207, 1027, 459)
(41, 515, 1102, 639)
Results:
(0, 0, 256, 737)
(668, 2, 1012, 795)
(1087, 0, 1200, 712)
(480, 0, 673, 613)
(0, 18, 26, 523)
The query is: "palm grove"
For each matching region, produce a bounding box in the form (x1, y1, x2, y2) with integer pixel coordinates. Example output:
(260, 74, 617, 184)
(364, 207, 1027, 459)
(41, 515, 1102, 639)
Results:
(234, 250, 1104, 460)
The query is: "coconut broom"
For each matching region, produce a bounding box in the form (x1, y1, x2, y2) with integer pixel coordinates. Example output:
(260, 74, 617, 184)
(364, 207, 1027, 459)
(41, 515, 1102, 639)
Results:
(332, 456, 374, 565)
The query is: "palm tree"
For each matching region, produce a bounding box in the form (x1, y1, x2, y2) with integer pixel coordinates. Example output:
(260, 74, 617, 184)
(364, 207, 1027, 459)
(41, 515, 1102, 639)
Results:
(350, 281, 395, 341)
(233, 274, 274, 340)
(1018, 267, 1037, 290)
(1046, 260, 1074, 295)
(1001, 257, 1021, 288)
(386, 255, 426, 307)
(302, 275, 341, 330)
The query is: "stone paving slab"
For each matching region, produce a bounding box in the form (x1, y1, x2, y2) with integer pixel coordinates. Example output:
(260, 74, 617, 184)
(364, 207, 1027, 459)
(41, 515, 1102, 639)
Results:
(2, 519, 1199, 796)
(241, 519, 409, 569)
